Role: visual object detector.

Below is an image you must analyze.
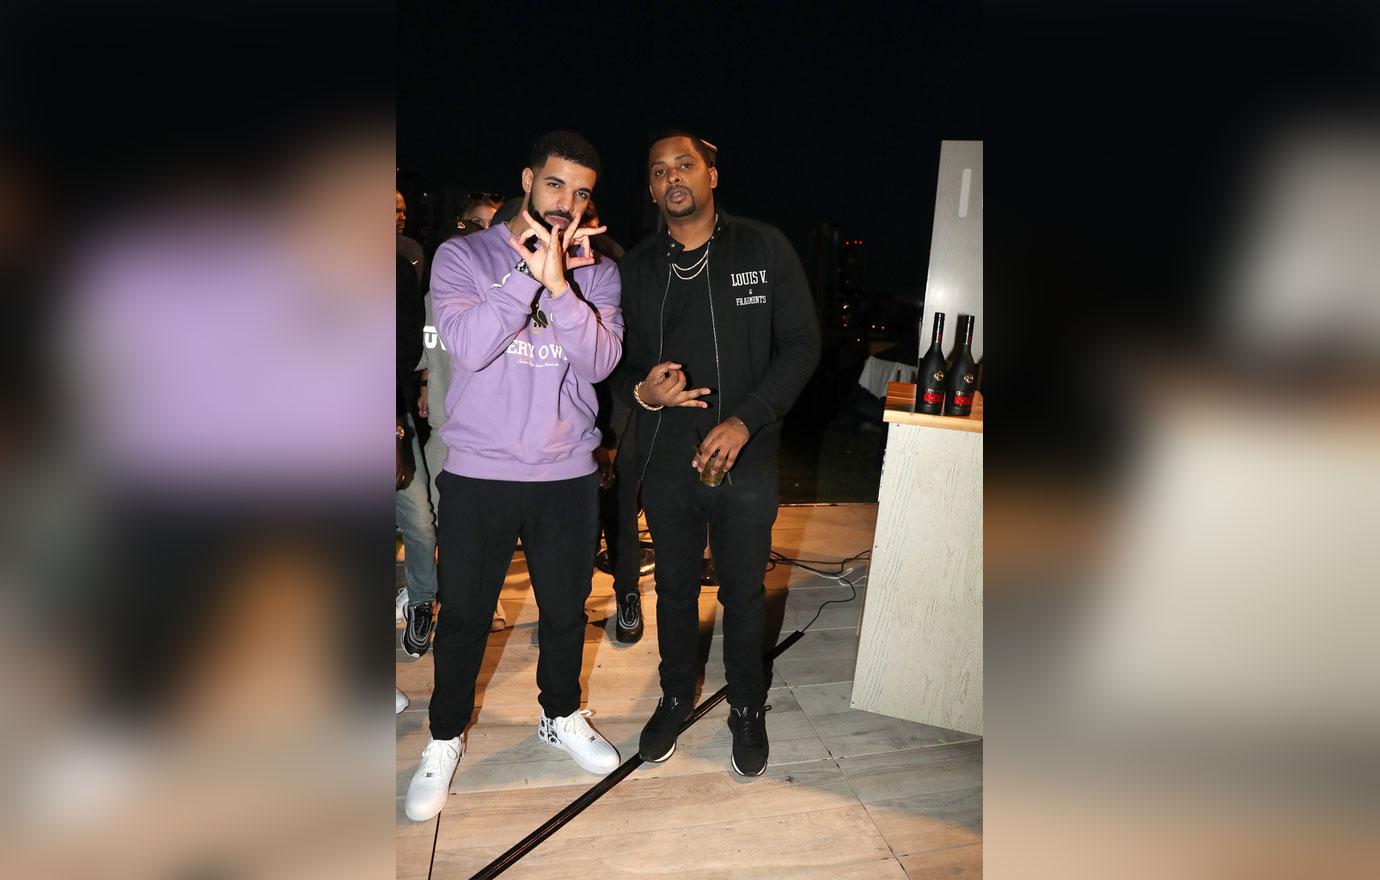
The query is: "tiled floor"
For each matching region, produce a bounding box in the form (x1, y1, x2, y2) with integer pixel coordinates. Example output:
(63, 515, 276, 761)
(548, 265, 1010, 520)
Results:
(397, 503, 982, 879)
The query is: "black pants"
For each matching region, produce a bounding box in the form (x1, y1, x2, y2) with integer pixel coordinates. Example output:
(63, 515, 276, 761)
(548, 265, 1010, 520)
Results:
(429, 470, 599, 740)
(641, 465, 779, 708)
(598, 419, 644, 599)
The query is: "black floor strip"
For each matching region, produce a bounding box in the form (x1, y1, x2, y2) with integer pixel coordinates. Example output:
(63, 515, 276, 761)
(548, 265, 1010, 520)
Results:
(427, 800, 442, 879)
(468, 629, 807, 879)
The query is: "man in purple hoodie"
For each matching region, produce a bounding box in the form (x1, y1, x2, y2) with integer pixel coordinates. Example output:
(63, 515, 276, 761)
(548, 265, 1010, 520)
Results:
(404, 132, 625, 822)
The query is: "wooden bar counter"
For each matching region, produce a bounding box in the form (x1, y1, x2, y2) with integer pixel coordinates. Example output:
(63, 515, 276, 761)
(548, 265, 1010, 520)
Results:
(850, 383, 983, 735)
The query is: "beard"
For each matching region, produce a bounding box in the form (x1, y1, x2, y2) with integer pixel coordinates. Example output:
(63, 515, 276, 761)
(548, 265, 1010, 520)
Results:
(527, 201, 572, 232)
(662, 188, 698, 218)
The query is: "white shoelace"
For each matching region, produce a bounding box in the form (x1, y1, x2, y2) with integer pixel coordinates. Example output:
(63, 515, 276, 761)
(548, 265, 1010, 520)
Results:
(419, 738, 459, 777)
(555, 709, 598, 743)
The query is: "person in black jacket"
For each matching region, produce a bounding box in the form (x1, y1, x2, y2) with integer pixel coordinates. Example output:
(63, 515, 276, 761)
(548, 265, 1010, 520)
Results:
(581, 204, 648, 645)
(611, 130, 821, 777)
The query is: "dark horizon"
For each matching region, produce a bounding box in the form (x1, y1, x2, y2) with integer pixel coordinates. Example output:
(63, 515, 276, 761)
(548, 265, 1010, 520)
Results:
(397, 2, 981, 295)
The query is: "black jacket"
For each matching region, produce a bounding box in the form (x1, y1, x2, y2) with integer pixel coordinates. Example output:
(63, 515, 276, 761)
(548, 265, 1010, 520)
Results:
(612, 208, 821, 476)
(397, 253, 424, 418)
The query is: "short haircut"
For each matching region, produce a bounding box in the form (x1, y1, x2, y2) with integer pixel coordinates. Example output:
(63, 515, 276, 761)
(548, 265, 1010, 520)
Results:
(648, 128, 717, 168)
(528, 130, 602, 177)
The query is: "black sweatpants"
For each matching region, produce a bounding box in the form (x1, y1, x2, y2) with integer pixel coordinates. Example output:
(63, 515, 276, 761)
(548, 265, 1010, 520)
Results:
(429, 470, 600, 740)
(641, 465, 779, 709)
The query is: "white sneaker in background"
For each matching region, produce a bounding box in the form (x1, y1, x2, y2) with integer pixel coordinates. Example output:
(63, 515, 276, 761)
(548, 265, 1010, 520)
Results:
(539, 709, 620, 775)
(395, 688, 408, 715)
(404, 735, 463, 821)
(395, 586, 408, 624)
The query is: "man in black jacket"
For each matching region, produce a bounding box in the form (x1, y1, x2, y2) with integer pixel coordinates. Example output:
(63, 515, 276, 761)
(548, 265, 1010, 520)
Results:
(612, 130, 821, 776)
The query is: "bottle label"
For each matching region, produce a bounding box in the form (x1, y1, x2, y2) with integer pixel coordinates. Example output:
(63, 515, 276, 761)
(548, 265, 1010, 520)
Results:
(923, 390, 944, 404)
(953, 393, 973, 406)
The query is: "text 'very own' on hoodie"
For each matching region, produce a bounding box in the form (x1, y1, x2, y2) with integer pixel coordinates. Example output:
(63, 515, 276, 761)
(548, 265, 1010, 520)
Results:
(430, 223, 624, 482)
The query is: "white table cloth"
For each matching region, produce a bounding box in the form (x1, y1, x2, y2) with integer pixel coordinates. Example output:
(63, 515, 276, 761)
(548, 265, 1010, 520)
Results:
(857, 355, 916, 398)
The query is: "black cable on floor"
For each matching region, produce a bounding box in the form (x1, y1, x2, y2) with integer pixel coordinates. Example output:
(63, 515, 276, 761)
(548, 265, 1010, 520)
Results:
(767, 547, 871, 578)
(468, 629, 809, 880)
(777, 548, 869, 633)
(468, 550, 870, 878)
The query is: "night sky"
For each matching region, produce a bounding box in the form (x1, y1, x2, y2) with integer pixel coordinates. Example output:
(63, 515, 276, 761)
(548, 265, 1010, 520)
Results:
(398, 2, 981, 297)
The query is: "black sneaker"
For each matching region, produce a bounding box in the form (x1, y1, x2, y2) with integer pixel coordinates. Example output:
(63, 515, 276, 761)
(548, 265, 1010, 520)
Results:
(638, 695, 693, 762)
(615, 592, 643, 644)
(401, 601, 434, 658)
(727, 704, 771, 777)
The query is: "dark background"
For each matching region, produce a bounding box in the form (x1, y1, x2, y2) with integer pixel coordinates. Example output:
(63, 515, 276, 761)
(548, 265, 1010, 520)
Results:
(985, 0, 1380, 474)
(397, 1, 981, 304)
(397, 2, 983, 501)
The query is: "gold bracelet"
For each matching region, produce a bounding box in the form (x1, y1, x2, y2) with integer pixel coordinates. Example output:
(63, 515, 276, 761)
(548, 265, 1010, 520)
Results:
(633, 381, 664, 411)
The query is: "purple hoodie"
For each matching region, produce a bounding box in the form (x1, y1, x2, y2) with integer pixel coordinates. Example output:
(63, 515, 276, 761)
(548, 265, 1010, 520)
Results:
(431, 223, 623, 481)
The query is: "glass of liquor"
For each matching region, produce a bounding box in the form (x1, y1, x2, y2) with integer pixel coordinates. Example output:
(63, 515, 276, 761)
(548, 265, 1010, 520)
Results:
(699, 450, 727, 487)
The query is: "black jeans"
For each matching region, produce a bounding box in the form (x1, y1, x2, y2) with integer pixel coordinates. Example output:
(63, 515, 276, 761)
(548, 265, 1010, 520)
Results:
(641, 465, 779, 709)
(429, 470, 599, 740)
(598, 416, 644, 599)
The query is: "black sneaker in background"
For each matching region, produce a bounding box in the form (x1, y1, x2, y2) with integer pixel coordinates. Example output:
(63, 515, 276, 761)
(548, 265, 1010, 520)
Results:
(402, 601, 434, 659)
(727, 704, 771, 777)
(615, 591, 643, 644)
(638, 695, 693, 762)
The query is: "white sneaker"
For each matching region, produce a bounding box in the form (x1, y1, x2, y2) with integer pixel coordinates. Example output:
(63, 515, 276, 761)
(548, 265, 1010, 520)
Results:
(395, 586, 408, 624)
(395, 688, 408, 715)
(404, 736, 463, 821)
(539, 710, 620, 775)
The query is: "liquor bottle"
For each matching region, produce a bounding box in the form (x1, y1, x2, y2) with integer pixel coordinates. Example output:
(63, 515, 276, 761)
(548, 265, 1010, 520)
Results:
(914, 312, 947, 414)
(945, 314, 978, 417)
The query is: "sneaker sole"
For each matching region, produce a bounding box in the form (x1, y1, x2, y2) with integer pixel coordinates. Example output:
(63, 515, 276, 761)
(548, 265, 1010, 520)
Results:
(639, 740, 676, 763)
(404, 797, 447, 822)
(731, 753, 767, 777)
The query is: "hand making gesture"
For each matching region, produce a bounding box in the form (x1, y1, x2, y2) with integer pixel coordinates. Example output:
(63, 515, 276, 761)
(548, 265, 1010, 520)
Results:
(636, 361, 712, 409)
(505, 191, 608, 297)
